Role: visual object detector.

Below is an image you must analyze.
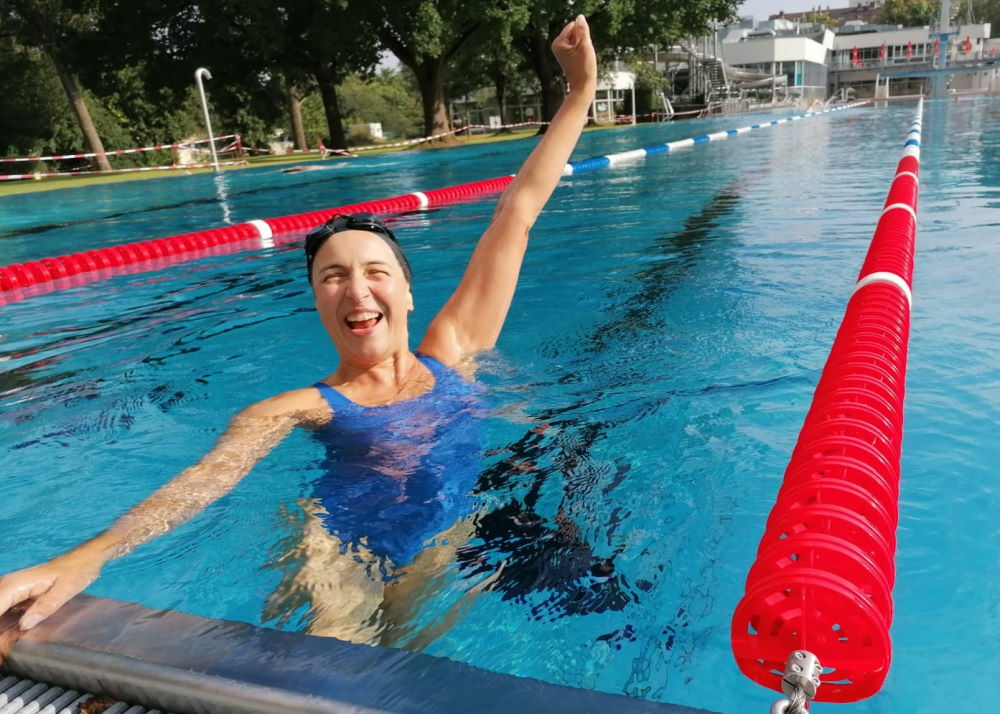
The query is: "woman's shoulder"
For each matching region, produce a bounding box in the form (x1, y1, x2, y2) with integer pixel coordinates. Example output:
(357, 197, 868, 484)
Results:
(242, 386, 330, 423)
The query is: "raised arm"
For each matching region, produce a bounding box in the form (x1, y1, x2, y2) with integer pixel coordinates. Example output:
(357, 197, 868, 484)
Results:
(419, 15, 597, 366)
(0, 390, 320, 634)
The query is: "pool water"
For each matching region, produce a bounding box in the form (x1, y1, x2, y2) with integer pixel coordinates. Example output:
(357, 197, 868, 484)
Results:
(2, 98, 999, 713)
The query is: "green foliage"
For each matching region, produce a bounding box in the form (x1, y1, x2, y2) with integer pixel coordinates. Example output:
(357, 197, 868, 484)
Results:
(804, 11, 840, 29)
(337, 71, 423, 141)
(1, 0, 751, 166)
(876, 0, 939, 26)
(954, 0, 1000, 29)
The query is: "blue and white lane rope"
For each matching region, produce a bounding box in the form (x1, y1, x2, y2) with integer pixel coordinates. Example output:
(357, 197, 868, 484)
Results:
(563, 101, 871, 175)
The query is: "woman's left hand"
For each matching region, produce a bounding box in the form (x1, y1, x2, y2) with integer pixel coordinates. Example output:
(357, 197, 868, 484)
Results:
(551, 15, 598, 94)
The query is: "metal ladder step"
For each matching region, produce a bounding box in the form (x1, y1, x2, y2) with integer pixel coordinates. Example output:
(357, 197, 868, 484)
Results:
(0, 675, 176, 714)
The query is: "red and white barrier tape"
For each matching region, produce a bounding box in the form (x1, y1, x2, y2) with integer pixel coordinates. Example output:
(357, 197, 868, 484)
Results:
(0, 160, 248, 182)
(0, 135, 238, 164)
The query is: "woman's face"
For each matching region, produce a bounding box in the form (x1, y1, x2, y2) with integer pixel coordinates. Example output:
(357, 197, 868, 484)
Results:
(310, 231, 414, 367)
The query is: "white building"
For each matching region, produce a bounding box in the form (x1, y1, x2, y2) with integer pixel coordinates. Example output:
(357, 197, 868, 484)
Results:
(717, 15, 996, 101)
(721, 20, 833, 104)
(594, 67, 637, 122)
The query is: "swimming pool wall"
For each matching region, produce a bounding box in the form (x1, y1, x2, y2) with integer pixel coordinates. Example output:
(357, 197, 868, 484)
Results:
(2, 595, 718, 714)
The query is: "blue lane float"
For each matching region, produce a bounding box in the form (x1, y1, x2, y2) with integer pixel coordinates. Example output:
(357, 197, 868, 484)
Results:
(563, 102, 871, 175)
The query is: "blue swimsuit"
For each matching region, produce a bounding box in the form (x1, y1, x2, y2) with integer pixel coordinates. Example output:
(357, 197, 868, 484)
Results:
(311, 354, 483, 568)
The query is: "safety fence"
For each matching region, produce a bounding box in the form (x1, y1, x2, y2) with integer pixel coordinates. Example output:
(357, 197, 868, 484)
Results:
(730, 99, 922, 710)
(2, 122, 556, 182)
(0, 102, 872, 303)
(238, 122, 552, 157)
(0, 135, 244, 182)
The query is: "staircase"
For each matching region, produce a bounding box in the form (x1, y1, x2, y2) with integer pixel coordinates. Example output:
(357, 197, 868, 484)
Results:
(702, 56, 731, 100)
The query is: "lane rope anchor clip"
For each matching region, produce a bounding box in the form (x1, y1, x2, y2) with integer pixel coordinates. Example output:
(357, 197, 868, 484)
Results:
(770, 650, 822, 714)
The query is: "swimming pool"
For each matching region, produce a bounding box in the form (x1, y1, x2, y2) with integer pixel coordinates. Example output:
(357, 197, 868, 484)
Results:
(2, 98, 999, 713)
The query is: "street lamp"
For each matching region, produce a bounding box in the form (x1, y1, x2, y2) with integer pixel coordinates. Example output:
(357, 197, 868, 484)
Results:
(194, 68, 220, 172)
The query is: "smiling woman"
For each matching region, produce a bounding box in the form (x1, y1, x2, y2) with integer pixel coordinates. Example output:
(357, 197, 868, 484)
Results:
(0, 15, 598, 649)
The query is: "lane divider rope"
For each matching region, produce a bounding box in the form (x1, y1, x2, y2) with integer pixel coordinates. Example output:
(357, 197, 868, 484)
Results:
(562, 101, 870, 175)
(0, 102, 872, 303)
(729, 97, 922, 705)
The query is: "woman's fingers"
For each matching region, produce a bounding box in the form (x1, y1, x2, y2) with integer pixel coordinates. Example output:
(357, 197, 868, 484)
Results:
(0, 565, 94, 632)
(19, 576, 85, 630)
(0, 573, 48, 622)
(555, 15, 585, 51)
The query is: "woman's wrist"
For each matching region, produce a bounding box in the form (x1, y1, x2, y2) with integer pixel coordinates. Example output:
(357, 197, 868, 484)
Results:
(62, 534, 118, 569)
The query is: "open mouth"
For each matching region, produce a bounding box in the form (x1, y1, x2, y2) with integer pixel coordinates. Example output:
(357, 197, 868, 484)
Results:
(345, 311, 383, 331)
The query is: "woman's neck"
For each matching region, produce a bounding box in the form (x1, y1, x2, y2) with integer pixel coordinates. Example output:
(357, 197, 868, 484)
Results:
(330, 351, 433, 406)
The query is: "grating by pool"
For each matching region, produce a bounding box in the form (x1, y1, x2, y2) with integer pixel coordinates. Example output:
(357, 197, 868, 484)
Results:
(2, 98, 1000, 713)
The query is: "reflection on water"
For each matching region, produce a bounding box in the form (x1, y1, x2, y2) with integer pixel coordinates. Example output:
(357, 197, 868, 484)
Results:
(214, 171, 233, 225)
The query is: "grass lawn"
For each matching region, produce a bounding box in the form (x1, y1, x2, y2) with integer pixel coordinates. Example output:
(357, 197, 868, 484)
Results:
(0, 124, 619, 198)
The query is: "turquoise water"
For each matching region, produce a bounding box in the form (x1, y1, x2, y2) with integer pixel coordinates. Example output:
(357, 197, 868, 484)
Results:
(2, 99, 999, 712)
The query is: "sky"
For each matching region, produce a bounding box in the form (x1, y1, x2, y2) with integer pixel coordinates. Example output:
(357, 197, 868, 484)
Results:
(738, 0, 832, 21)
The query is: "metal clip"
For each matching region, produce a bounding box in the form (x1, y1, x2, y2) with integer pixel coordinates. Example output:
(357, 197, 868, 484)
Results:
(781, 650, 822, 699)
(768, 650, 822, 714)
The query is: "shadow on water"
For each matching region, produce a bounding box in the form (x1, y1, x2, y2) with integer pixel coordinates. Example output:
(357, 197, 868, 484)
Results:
(584, 180, 745, 355)
(457, 181, 750, 624)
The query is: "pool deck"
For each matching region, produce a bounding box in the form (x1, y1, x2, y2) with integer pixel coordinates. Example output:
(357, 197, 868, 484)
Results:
(2, 595, 720, 714)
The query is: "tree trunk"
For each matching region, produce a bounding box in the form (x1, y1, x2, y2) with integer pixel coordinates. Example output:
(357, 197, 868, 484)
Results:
(519, 27, 566, 135)
(18, 1, 112, 171)
(53, 63, 112, 172)
(412, 58, 451, 138)
(285, 77, 307, 150)
(313, 61, 347, 150)
(493, 71, 509, 130)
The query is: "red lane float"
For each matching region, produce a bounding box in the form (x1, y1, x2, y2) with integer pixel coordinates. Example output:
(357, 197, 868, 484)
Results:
(731, 99, 923, 704)
(0, 175, 516, 302)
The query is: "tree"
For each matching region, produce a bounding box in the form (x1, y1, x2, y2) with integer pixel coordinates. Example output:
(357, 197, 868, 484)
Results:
(502, 0, 742, 127)
(876, 0, 939, 26)
(954, 0, 1000, 30)
(1, 0, 113, 170)
(370, 0, 482, 137)
(806, 11, 840, 29)
(93, 0, 381, 151)
(338, 70, 422, 142)
(447, 32, 534, 130)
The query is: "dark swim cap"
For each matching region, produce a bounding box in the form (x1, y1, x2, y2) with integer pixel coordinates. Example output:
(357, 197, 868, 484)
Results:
(304, 212, 412, 283)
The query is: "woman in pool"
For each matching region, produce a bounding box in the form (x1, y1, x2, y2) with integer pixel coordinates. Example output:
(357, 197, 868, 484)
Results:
(0, 15, 597, 646)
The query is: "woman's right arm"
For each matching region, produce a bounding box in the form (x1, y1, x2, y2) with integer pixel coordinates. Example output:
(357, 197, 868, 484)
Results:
(0, 388, 324, 632)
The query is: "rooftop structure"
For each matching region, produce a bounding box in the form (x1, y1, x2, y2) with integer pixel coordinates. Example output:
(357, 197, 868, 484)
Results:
(771, 1, 883, 26)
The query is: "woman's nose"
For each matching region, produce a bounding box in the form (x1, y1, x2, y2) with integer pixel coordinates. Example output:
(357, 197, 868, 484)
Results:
(345, 274, 370, 300)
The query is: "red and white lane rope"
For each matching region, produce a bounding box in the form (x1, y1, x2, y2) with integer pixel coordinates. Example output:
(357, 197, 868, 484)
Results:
(0, 175, 516, 303)
(730, 98, 923, 709)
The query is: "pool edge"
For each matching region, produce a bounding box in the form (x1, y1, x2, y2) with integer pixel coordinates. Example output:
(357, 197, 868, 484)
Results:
(2, 595, 720, 714)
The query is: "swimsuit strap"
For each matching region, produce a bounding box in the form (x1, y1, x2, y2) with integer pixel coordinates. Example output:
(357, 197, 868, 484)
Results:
(313, 381, 352, 410)
(414, 352, 448, 379)
(313, 353, 449, 412)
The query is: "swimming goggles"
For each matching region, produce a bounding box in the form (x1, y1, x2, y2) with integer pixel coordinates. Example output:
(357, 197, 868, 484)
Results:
(307, 212, 399, 247)
(305, 212, 407, 280)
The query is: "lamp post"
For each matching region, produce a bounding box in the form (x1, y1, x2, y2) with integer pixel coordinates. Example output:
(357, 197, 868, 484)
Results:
(194, 68, 220, 172)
